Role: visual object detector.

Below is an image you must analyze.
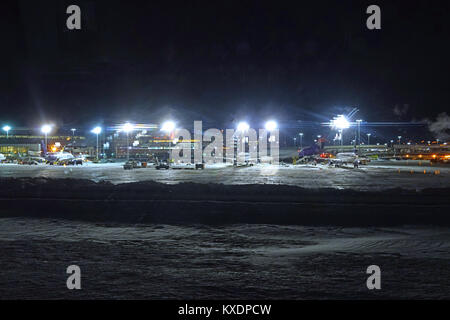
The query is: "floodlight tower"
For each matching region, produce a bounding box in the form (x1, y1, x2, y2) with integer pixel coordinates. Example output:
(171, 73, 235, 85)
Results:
(161, 120, 176, 158)
(2, 125, 11, 139)
(265, 120, 277, 132)
(71, 128, 76, 141)
(330, 115, 350, 146)
(122, 122, 135, 160)
(41, 125, 52, 155)
(356, 120, 362, 152)
(236, 121, 250, 163)
(161, 121, 176, 134)
(91, 127, 102, 160)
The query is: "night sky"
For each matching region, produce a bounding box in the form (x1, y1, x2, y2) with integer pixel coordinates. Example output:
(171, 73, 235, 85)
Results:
(2, 0, 450, 137)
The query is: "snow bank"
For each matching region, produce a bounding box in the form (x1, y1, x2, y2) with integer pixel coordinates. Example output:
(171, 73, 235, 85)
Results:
(0, 177, 448, 227)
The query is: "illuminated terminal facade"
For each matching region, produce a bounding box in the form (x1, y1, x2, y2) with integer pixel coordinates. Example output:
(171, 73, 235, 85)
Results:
(0, 130, 88, 157)
(104, 125, 181, 160)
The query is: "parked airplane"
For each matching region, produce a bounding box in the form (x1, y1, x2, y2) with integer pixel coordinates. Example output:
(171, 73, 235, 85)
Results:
(298, 144, 322, 158)
(298, 137, 327, 158)
(223, 152, 258, 166)
(334, 152, 358, 163)
(46, 151, 74, 163)
(329, 152, 369, 167)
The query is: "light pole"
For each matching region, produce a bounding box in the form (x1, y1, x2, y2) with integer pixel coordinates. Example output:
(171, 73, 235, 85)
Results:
(265, 120, 277, 132)
(236, 121, 250, 160)
(299, 133, 303, 149)
(41, 125, 52, 155)
(367, 133, 371, 145)
(264, 120, 278, 155)
(70, 128, 76, 154)
(2, 125, 11, 139)
(161, 121, 176, 163)
(356, 120, 362, 152)
(398, 136, 402, 144)
(122, 122, 134, 161)
(91, 127, 102, 161)
(330, 115, 349, 147)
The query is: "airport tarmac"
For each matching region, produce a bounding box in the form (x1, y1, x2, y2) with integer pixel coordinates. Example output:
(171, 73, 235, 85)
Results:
(0, 160, 449, 190)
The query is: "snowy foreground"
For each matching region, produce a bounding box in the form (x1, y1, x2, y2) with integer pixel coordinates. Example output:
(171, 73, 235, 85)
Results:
(0, 160, 449, 190)
(0, 164, 449, 299)
(0, 219, 449, 299)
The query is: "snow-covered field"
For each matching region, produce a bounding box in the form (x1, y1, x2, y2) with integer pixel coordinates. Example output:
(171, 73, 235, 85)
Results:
(0, 160, 449, 190)
(0, 162, 448, 299)
(1, 218, 449, 299)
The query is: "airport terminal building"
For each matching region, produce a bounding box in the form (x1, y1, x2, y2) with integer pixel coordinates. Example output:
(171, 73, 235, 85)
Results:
(0, 131, 87, 157)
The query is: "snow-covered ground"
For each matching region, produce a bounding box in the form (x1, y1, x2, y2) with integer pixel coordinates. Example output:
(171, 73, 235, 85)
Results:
(0, 160, 449, 190)
(1, 218, 449, 299)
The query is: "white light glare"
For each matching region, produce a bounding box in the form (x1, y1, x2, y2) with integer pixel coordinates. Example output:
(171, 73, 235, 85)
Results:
(2, 125, 11, 132)
(122, 122, 135, 133)
(161, 121, 176, 133)
(331, 115, 350, 130)
(91, 126, 102, 135)
(265, 120, 277, 131)
(237, 121, 250, 132)
(41, 125, 52, 134)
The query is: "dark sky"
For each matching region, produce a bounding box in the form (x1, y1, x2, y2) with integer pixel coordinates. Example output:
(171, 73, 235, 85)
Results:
(2, 0, 450, 133)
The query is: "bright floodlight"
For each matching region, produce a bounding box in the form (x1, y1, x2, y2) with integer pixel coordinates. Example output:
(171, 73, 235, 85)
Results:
(91, 126, 102, 135)
(41, 124, 52, 134)
(122, 122, 134, 133)
(237, 121, 250, 132)
(3, 125, 11, 132)
(331, 115, 350, 130)
(265, 120, 277, 131)
(161, 121, 176, 133)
